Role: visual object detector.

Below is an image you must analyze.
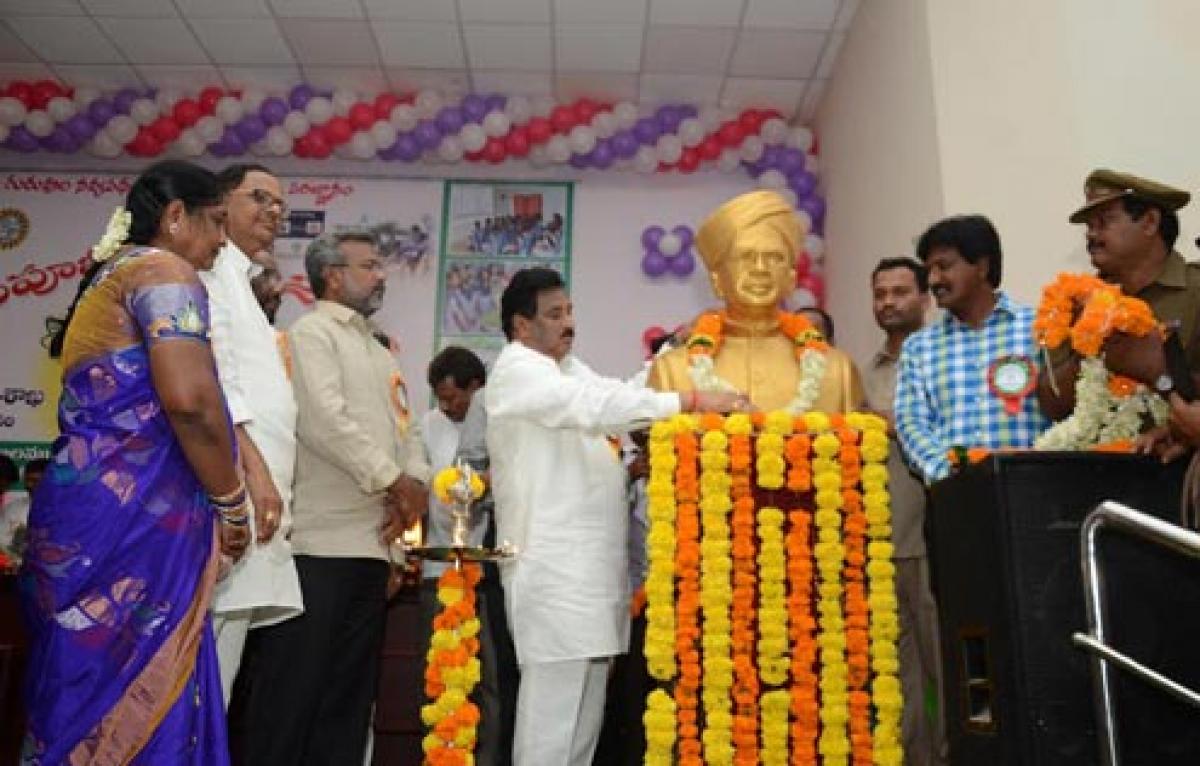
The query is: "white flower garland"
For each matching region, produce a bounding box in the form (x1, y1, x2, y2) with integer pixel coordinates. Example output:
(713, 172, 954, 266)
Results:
(689, 349, 827, 415)
(92, 207, 131, 263)
(1034, 357, 1168, 450)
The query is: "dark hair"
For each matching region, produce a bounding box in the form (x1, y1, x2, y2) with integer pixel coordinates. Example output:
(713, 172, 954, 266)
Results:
(915, 215, 1002, 288)
(427, 345, 486, 390)
(871, 256, 929, 292)
(215, 163, 275, 196)
(0, 454, 17, 485)
(304, 230, 376, 300)
(800, 307, 835, 343)
(22, 458, 49, 480)
(50, 160, 222, 358)
(1123, 196, 1179, 250)
(501, 267, 565, 340)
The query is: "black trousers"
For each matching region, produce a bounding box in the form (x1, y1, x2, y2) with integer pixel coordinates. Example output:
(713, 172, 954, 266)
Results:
(233, 555, 390, 766)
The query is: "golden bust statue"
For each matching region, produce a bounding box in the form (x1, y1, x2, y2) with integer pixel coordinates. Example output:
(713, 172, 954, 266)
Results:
(647, 190, 863, 413)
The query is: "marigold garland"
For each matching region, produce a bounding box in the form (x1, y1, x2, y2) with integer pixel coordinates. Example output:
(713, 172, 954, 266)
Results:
(728, 414, 760, 765)
(432, 465, 486, 505)
(422, 563, 483, 766)
(699, 416, 735, 765)
(674, 426, 704, 766)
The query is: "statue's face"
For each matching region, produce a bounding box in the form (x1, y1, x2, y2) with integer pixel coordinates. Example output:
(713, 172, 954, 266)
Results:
(711, 222, 796, 309)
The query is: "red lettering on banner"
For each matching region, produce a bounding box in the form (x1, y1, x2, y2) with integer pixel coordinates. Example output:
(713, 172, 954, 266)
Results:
(2, 174, 132, 197)
(0, 253, 91, 307)
(286, 180, 355, 206)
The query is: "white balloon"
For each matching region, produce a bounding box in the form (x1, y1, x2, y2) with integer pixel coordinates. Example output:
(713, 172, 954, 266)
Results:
(459, 123, 487, 152)
(332, 88, 358, 116)
(658, 233, 682, 257)
(655, 134, 683, 164)
(795, 209, 813, 231)
(527, 144, 548, 167)
(698, 105, 722, 132)
(482, 110, 510, 138)
(532, 95, 557, 118)
(249, 139, 271, 157)
(90, 132, 122, 158)
(154, 88, 180, 112)
(717, 148, 741, 173)
(130, 98, 159, 126)
(757, 169, 787, 190)
(106, 114, 138, 143)
(784, 287, 817, 310)
(215, 95, 243, 124)
(612, 101, 638, 129)
(283, 111, 310, 138)
(304, 96, 333, 124)
(390, 103, 418, 132)
(0, 97, 25, 127)
(194, 115, 224, 143)
(504, 95, 532, 124)
(592, 110, 617, 139)
(568, 124, 596, 154)
(0, 124, 8, 145)
(779, 188, 798, 207)
(47, 96, 76, 122)
(333, 143, 354, 159)
(177, 128, 205, 157)
(437, 135, 464, 162)
(22, 109, 52, 137)
(414, 89, 442, 118)
(349, 131, 376, 159)
(73, 87, 100, 110)
(240, 88, 266, 113)
(805, 234, 825, 259)
(546, 135, 571, 164)
(761, 117, 788, 144)
(678, 117, 705, 148)
(787, 125, 814, 152)
(739, 135, 765, 163)
(634, 145, 658, 174)
(369, 119, 396, 148)
(266, 126, 293, 156)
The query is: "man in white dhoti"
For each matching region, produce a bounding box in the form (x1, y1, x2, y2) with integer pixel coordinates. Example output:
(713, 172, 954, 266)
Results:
(203, 163, 303, 704)
(485, 267, 746, 765)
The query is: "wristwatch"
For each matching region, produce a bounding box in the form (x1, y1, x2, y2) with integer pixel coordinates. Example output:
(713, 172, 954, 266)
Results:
(1154, 373, 1175, 396)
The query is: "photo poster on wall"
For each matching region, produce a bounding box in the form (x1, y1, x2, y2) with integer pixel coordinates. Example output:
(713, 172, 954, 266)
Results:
(435, 179, 573, 369)
(0, 172, 445, 480)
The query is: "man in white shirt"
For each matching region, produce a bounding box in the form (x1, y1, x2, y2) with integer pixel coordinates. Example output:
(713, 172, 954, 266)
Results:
(202, 164, 303, 705)
(485, 268, 746, 765)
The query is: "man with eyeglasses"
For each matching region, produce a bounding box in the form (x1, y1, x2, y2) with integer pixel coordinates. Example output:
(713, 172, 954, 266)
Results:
(240, 230, 431, 764)
(202, 164, 304, 711)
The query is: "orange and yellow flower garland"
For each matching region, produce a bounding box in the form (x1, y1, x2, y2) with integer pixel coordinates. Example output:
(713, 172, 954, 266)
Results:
(728, 413, 760, 765)
(422, 563, 483, 766)
(674, 427, 704, 766)
(699, 414, 735, 765)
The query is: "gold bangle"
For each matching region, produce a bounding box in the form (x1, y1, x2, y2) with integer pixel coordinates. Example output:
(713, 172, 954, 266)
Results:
(210, 481, 247, 507)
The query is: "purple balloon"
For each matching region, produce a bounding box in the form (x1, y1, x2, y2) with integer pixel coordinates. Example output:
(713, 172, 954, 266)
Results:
(671, 225, 694, 250)
(642, 251, 669, 278)
(461, 94, 489, 123)
(678, 105, 699, 119)
(113, 88, 139, 115)
(789, 170, 817, 198)
(289, 84, 315, 111)
(611, 129, 638, 158)
(435, 106, 465, 135)
(779, 149, 806, 175)
(6, 126, 38, 153)
(798, 195, 826, 223)
(87, 99, 116, 126)
(46, 126, 73, 152)
(414, 119, 441, 150)
(761, 145, 785, 169)
(260, 97, 289, 126)
(235, 115, 267, 144)
(217, 128, 246, 155)
(742, 159, 766, 177)
(484, 94, 507, 112)
(669, 251, 696, 277)
(394, 133, 421, 161)
(641, 225, 665, 250)
(568, 152, 591, 170)
(655, 105, 682, 134)
(66, 114, 98, 141)
(633, 117, 660, 145)
(591, 139, 615, 169)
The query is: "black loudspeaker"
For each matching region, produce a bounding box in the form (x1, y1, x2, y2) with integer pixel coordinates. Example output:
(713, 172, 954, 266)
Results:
(928, 452, 1200, 766)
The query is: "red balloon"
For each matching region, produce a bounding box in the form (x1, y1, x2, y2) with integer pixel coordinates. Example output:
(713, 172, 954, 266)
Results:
(482, 136, 507, 164)
(574, 98, 599, 124)
(322, 116, 353, 145)
(293, 134, 312, 158)
(6, 81, 33, 107)
(737, 109, 764, 136)
(349, 103, 375, 131)
(198, 87, 223, 115)
(505, 127, 530, 157)
(698, 135, 722, 161)
(128, 128, 162, 157)
(794, 250, 812, 278)
(31, 80, 62, 110)
(811, 134, 820, 155)
(465, 149, 485, 163)
(306, 131, 331, 159)
(799, 273, 825, 304)
(678, 147, 700, 174)
(172, 98, 201, 127)
(526, 117, 553, 143)
(150, 116, 181, 143)
(761, 108, 784, 122)
(374, 93, 400, 120)
(550, 105, 576, 134)
(717, 121, 745, 147)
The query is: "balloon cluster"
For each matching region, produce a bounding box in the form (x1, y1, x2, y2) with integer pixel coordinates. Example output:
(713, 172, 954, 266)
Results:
(640, 224, 696, 278)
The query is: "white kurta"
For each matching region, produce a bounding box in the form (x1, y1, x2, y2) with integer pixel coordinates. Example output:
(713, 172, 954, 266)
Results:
(201, 242, 303, 627)
(485, 341, 679, 665)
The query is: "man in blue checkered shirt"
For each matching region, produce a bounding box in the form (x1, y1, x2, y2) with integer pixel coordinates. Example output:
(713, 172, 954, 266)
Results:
(895, 215, 1050, 483)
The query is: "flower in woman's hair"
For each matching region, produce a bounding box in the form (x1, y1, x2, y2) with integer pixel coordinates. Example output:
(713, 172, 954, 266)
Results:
(92, 207, 131, 263)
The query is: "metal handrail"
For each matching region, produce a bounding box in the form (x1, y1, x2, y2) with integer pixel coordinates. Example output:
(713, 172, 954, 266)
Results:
(1071, 500, 1200, 766)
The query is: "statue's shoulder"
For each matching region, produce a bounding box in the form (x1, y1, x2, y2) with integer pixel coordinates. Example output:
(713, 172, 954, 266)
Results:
(647, 345, 692, 391)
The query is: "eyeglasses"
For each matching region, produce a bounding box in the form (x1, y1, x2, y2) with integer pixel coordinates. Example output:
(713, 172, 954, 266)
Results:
(329, 259, 387, 275)
(234, 188, 288, 216)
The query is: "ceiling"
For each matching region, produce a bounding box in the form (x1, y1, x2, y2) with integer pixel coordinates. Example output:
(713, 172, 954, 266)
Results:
(0, 0, 858, 122)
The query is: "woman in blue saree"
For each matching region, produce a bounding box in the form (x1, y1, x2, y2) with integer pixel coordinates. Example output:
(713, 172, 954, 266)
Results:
(20, 160, 250, 765)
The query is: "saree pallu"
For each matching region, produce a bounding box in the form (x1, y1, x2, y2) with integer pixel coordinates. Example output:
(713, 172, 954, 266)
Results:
(19, 343, 228, 765)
